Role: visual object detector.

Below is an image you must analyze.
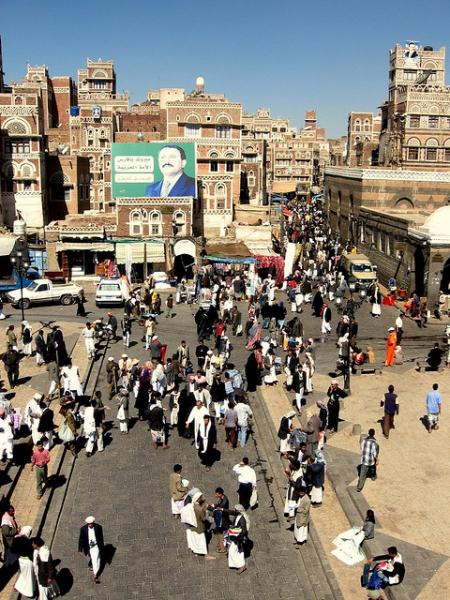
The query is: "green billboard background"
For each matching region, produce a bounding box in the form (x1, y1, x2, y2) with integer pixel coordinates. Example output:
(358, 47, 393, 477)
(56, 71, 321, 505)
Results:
(111, 141, 197, 198)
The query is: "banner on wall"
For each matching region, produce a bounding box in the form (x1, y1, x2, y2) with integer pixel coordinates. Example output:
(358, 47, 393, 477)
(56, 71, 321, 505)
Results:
(112, 142, 197, 198)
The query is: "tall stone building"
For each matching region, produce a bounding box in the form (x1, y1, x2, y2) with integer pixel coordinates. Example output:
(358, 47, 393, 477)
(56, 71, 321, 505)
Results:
(325, 41, 450, 305)
(346, 112, 381, 167)
(70, 59, 129, 212)
(166, 78, 242, 237)
(0, 65, 47, 229)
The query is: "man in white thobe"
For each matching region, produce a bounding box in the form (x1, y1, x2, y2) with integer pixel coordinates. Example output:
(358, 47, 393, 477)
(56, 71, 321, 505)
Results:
(186, 401, 209, 449)
(78, 516, 104, 583)
(24, 393, 44, 444)
(0, 409, 14, 461)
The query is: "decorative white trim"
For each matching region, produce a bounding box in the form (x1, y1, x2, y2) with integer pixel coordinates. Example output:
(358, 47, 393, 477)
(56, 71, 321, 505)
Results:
(324, 166, 450, 182)
(116, 197, 193, 206)
(0, 106, 38, 116)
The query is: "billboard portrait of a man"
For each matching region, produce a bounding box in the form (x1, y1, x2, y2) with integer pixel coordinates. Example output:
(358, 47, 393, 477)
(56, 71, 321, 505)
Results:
(145, 145, 196, 197)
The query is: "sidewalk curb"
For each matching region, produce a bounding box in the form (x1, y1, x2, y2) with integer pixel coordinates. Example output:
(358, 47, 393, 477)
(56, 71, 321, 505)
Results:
(254, 387, 345, 600)
(326, 465, 410, 600)
(11, 337, 109, 600)
(257, 378, 410, 600)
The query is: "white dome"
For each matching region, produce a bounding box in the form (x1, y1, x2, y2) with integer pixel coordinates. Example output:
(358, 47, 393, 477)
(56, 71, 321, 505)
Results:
(422, 206, 450, 235)
(420, 205, 450, 243)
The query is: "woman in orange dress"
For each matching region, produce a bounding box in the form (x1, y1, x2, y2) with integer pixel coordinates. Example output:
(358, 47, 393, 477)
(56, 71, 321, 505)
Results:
(384, 327, 397, 367)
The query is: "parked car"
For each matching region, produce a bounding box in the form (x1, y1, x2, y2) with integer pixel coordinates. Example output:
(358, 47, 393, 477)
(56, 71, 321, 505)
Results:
(95, 278, 124, 307)
(7, 279, 83, 309)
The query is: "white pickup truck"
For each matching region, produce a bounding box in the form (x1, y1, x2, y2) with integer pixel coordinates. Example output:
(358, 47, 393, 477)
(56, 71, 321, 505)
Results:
(7, 279, 83, 309)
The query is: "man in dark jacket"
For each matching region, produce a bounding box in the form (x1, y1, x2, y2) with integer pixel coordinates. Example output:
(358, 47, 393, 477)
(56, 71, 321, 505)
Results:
(2, 345, 20, 388)
(34, 330, 47, 365)
(106, 312, 118, 341)
(195, 340, 209, 369)
(208, 487, 230, 552)
(148, 397, 167, 449)
(78, 516, 104, 583)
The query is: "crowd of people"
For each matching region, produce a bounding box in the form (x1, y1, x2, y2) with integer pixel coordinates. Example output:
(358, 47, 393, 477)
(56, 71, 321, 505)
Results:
(2, 196, 448, 597)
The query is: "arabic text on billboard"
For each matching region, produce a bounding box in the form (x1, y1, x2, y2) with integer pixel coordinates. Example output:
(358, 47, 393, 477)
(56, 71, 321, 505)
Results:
(112, 142, 197, 198)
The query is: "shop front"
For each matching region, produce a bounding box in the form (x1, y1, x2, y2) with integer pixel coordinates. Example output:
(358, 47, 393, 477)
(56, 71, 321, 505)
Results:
(114, 239, 166, 282)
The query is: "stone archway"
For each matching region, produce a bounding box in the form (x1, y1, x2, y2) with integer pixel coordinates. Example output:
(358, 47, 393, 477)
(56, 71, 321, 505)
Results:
(441, 257, 450, 294)
(414, 247, 426, 296)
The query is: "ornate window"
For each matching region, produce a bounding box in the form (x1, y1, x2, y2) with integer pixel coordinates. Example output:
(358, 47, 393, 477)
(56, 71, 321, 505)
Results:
(215, 183, 226, 210)
(149, 210, 162, 235)
(363, 119, 371, 132)
(173, 210, 186, 235)
(248, 170, 256, 188)
(4, 119, 29, 135)
(185, 124, 201, 138)
(444, 139, 450, 162)
(407, 137, 420, 160)
(426, 138, 438, 161)
(130, 210, 143, 236)
(216, 125, 231, 139)
(354, 119, 361, 132)
(216, 113, 231, 124)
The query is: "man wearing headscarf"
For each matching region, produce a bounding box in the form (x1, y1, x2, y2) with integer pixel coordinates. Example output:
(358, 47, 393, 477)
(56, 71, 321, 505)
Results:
(21, 321, 33, 356)
(186, 492, 216, 560)
(78, 516, 104, 583)
(224, 504, 250, 573)
(326, 380, 347, 433)
(13, 525, 36, 597)
(1, 505, 19, 565)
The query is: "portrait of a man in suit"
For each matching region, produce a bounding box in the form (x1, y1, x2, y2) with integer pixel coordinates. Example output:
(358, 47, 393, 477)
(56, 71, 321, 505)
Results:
(145, 145, 196, 197)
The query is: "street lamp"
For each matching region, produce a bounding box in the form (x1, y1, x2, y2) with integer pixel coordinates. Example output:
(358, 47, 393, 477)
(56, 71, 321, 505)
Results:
(10, 251, 29, 322)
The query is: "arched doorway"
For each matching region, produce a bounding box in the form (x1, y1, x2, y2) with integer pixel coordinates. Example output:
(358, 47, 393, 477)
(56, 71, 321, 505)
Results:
(414, 247, 426, 296)
(173, 239, 196, 282)
(441, 257, 450, 294)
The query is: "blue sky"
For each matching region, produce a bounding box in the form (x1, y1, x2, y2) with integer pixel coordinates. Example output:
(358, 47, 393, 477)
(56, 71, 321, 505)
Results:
(2, 0, 449, 137)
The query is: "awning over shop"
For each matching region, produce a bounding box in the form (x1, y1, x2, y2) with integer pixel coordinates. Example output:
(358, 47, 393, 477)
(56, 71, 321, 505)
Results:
(205, 241, 252, 258)
(271, 182, 296, 194)
(0, 236, 18, 257)
(204, 241, 256, 264)
(204, 255, 256, 264)
(55, 242, 115, 252)
(115, 241, 165, 264)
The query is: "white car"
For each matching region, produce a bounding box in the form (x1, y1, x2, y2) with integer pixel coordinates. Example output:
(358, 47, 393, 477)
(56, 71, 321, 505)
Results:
(95, 279, 124, 307)
(7, 279, 82, 309)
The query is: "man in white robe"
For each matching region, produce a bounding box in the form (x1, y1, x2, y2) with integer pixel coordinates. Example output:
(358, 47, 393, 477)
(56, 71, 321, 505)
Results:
(0, 409, 14, 461)
(185, 400, 209, 449)
(25, 393, 43, 444)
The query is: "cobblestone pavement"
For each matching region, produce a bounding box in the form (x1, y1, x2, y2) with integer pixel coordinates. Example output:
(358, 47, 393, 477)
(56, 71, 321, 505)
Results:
(2, 291, 446, 599)
(48, 302, 341, 600)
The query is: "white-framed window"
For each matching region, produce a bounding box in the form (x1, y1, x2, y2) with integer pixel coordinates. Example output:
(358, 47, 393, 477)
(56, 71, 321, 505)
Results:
(173, 210, 186, 235)
(184, 124, 201, 138)
(129, 210, 143, 236)
(216, 125, 231, 139)
(215, 183, 226, 209)
(248, 170, 256, 187)
(149, 210, 162, 235)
